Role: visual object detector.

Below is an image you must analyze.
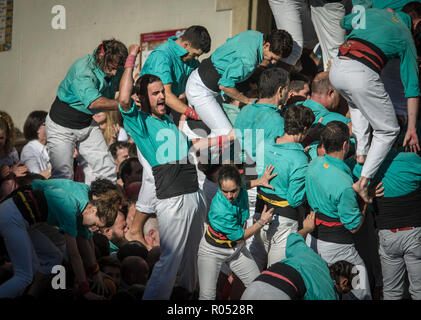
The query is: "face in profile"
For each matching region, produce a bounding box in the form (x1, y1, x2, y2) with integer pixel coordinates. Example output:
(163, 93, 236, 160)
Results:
(262, 42, 282, 65)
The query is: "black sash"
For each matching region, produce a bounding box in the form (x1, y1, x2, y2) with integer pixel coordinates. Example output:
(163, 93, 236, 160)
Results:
(311, 212, 354, 245)
(49, 96, 93, 129)
(198, 57, 221, 92)
(256, 189, 300, 221)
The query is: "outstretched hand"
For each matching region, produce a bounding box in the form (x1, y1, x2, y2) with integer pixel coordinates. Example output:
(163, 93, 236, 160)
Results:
(258, 164, 278, 190)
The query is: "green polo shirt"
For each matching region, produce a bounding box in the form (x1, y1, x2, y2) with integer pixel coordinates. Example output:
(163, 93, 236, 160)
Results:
(306, 155, 362, 230)
(140, 36, 199, 96)
(347, 149, 421, 197)
(208, 186, 249, 241)
(234, 100, 285, 165)
(353, 0, 421, 10)
(57, 50, 122, 115)
(282, 233, 338, 300)
(222, 103, 241, 125)
(257, 141, 308, 207)
(342, 9, 419, 98)
(297, 99, 351, 126)
(211, 30, 264, 88)
(120, 102, 191, 167)
(31, 179, 92, 239)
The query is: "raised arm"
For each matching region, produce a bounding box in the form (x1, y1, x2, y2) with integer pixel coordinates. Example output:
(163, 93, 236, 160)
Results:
(118, 44, 140, 111)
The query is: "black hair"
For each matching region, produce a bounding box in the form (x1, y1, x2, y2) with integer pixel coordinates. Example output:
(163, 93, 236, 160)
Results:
(402, 2, 421, 35)
(117, 240, 148, 262)
(119, 157, 142, 184)
(217, 164, 242, 189)
(329, 260, 358, 290)
(320, 121, 350, 154)
(258, 67, 290, 99)
(264, 29, 293, 59)
(89, 178, 123, 200)
(133, 74, 162, 114)
(23, 110, 47, 141)
(109, 141, 132, 160)
(283, 105, 315, 135)
(94, 39, 128, 71)
(180, 25, 211, 53)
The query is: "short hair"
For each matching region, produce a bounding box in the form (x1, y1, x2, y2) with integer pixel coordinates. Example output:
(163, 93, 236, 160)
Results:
(23, 110, 47, 141)
(311, 72, 332, 95)
(283, 105, 315, 135)
(264, 29, 293, 58)
(89, 178, 122, 200)
(329, 260, 358, 289)
(180, 25, 211, 53)
(119, 157, 142, 184)
(133, 74, 162, 114)
(320, 121, 350, 154)
(109, 141, 131, 160)
(94, 39, 128, 71)
(258, 67, 290, 99)
(98, 256, 121, 271)
(143, 215, 158, 236)
(91, 189, 122, 228)
(117, 240, 148, 262)
(217, 164, 242, 189)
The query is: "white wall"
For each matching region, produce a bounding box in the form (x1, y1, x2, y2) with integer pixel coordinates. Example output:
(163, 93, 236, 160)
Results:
(0, 0, 232, 130)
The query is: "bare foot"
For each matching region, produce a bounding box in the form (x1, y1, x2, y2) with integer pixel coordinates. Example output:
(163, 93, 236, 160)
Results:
(356, 155, 366, 165)
(353, 180, 372, 203)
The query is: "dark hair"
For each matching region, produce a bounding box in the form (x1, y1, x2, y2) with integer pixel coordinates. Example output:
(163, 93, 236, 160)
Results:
(117, 240, 148, 262)
(311, 72, 332, 95)
(119, 157, 142, 184)
(23, 111, 47, 141)
(180, 25, 211, 53)
(258, 67, 290, 99)
(402, 2, 421, 34)
(283, 105, 315, 135)
(89, 178, 122, 200)
(320, 121, 350, 154)
(0, 110, 15, 155)
(91, 189, 122, 228)
(284, 94, 307, 106)
(264, 29, 293, 59)
(133, 74, 162, 114)
(98, 255, 121, 271)
(329, 260, 358, 289)
(93, 233, 111, 259)
(109, 141, 131, 160)
(94, 39, 128, 72)
(217, 164, 242, 189)
(128, 142, 138, 158)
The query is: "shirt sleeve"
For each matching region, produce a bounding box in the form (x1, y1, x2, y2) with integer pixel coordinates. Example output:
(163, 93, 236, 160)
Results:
(218, 59, 254, 88)
(399, 40, 420, 98)
(209, 196, 245, 241)
(119, 103, 148, 138)
(71, 71, 103, 109)
(341, 13, 358, 31)
(20, 145, 42, 174)
(287, 158, 308, 208)
(337, 186, 362, 230)
(141, 51, 173, 85)
(322, 112, 351, 126)
(285, 232, 313, 259)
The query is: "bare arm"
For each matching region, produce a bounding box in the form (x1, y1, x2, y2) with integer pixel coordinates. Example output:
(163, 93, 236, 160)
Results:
(219, 85, 254, 105)
(164, 84, 190, 114)
(88, 97, 119, 112)
(118, 44, 140, 111)
(403, 97, 420, 153)
(246, 165, 277, 190)
(125, 210, 152, 250)
(240, 205, 274, 242)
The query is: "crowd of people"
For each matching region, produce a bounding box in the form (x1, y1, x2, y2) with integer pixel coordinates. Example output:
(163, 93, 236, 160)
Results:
(0, 0, 421, 301)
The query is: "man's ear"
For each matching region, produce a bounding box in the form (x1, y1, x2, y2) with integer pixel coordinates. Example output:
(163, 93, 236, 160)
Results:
(339, 277, 349, 290)
(102, 227, 112, 237)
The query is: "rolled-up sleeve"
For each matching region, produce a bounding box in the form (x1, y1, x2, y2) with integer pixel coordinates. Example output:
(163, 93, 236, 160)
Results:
(218, 59, 254, 88)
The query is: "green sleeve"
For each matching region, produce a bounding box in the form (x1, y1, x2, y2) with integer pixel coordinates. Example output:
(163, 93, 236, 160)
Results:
(72, 70, 103, 109)
(337, 187, 362, 230)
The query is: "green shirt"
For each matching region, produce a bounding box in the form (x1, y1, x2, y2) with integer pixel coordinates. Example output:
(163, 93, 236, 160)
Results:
(120, 103, 191, 167)
(222, 103, 241, 125)
(31, 179, 92, 239)
(282, 233, 338, 300)
(298, 99, 351, 126)
(306, 155, 362, 230)
(342, 9, 419, 98)
(257, 142, 308, 207)
(353, 0, 421, 10)
(57, 50, 122, 114)
(208, 186, 249, 241)
(347, 149, 421, 197)
(140, 36, 199, 96)
(234, 100, 285, 165)
(211, 30, 264, 88)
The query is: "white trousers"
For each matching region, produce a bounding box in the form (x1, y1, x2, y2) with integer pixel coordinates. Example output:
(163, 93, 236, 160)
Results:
(45, 114, 117, 182)
(306, 233, 372, 300)
(329, 57, 400, 179)
(241, 280, 292, 300)
(185, 69, 232, 136)
(135, 147, 157, 214)
(142, 190, 206, 300)
(197, 237, 260, 300)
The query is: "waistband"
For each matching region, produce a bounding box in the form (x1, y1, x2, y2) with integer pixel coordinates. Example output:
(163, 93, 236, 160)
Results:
(205, 224, 237, 249)
(152, 159, 199, 199)
(255, 262, 307, 300)
(49, 96, 93, 129)
(197, 57, 221, 92)
(256, 190, 300, 221)
(338, 38, 387, 74)
(374, 187, 421, 230)
(311, 212, 354, 244)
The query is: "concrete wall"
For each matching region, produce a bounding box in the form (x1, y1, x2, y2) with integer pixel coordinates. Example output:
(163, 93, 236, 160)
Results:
(0, 0, 232, 130)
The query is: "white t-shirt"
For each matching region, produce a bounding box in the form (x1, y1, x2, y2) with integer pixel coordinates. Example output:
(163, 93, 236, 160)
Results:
(20, 140, 50, 173)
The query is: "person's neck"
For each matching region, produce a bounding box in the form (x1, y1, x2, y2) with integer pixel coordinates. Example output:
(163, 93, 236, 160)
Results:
(326, 150, 345, 161)
(310, 94, 328, 109)
(258, 96, 278, 107)
(99, 122, 107, 132)
(37, 138, 47, 146)
(151, 113, 164, 120)
(276, 133, 301, 144)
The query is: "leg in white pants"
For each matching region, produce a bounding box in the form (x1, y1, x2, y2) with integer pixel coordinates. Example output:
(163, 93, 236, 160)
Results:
(197, 237, 260, 300)
(142, 191, 206, 300)
(329, 57, 400, 179)
(241, 280, 292, 300)
(185, 69, 232, 137)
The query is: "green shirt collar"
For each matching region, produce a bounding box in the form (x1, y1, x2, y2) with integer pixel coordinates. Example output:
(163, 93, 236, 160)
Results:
(90, 49, 107, 79)
(254, 100, 279, 111)
(168, 36, 189, 58)
(324, 154, 352, 176)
